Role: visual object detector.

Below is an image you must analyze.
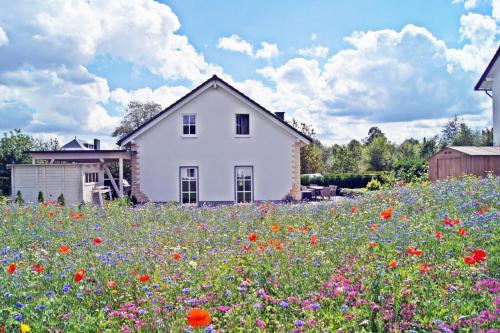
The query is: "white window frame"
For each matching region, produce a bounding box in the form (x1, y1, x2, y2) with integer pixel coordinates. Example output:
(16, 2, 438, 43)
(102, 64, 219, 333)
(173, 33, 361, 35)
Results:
(235, 166, 253, 203)
(182, 114, 197, 137)
(235, 113, 250, 136)
(180, 166, 198, 205)
(85, 172, 99, 184)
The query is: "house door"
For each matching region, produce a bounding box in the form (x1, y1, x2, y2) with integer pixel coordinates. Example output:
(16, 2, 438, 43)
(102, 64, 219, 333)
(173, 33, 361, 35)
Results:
(180, 167, 198, 205)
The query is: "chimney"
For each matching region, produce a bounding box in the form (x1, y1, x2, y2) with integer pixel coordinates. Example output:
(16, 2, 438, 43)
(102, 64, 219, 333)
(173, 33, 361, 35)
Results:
(275, 112, 285, 121)
(93, 139, 100, 150)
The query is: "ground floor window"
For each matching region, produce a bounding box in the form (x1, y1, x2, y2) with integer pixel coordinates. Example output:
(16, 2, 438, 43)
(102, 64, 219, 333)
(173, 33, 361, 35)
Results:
(235, 166, 253, 203)
(85, 172, 99, 184)
(180, 167, 198, 204)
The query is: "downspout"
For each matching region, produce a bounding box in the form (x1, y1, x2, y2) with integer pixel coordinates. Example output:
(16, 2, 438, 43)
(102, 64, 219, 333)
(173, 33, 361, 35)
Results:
(485, 90, 493, 98)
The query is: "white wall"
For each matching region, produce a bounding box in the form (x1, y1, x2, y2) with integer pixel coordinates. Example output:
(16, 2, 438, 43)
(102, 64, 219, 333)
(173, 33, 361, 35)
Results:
(135, 86, 297, 202)
(492, 65, 500, 146)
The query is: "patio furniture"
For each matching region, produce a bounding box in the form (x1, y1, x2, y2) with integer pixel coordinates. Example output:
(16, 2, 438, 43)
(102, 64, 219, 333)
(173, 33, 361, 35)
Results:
(308, 185, 324, 200)
(328, 185, 338, 197)
(320, 187, 331, 200)
(301, 185, 313, 201)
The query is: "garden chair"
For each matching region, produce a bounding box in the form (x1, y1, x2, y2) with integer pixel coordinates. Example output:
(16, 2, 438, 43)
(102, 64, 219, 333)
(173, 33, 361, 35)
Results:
(320, 188, 331, 200)
(328, 185, 337, 197)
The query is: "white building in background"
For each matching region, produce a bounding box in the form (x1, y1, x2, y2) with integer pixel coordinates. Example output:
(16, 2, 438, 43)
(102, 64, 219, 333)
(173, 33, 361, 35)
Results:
(475, 46, 500, 146)
(117, 75, 311, 205)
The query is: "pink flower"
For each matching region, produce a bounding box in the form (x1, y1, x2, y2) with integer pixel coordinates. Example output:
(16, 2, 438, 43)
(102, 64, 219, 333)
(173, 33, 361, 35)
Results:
(256, 319, 266, 328)
(217, 306, 232, 312)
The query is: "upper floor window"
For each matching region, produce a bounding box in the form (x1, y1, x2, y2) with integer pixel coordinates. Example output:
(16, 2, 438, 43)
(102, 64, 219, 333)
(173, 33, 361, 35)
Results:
(236, 114, 249, 135)
(183, 114, 196, 135)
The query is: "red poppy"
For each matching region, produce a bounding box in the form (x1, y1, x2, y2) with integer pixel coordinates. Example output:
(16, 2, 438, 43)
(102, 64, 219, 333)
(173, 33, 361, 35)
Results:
(443, 217, 460, 226)
(477, 205, 488, 215)
(275, 242, 283, 250)
(368, 241, 378, 248)
(302, 226, 309, 233)
(388, 260, 398, 267)
(106, 280, 117, 288)
(434, 231, 443, 239)
(74, 269, 85, 282)
(59, 245, 70, 254)
(407, 246, 423, 256)
(351, 207, 358, 214)
(458, 228, 467, 236)
(419, 264, 431, 271)
(173, 252, 181, 261)
(248, 233, 258, 242)
(93, 237, 103, 245)
(242, 245, 250, 252)
(7, 263, 16, 275)
(270, 225, 280, 231)
(33, 264, 45, 273)
(287, 226, 294, 232)
(138, 275, 150, 282)
(464, 255, 476, 265)
(48, 211, 55, 218)
(380, 208, 393, 220)
(186, 308, 211, 327)
(472, 249, 487, 262)
(310, 235, 318, 245)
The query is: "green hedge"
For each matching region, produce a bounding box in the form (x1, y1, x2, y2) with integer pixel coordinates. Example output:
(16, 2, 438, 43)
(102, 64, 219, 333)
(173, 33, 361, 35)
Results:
(301, 173, 382, 189)
(0, 177, 9, 196)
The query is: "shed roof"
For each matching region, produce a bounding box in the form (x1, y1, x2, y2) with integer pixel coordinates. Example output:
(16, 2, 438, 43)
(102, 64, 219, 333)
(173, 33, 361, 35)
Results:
(474, 46, 500, 91)
(448, 146, 500, 156)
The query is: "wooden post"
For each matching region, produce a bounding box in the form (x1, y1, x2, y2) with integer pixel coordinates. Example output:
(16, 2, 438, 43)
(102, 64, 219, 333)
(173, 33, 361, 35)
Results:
(100, 158, 121, 197)
(118, 158, 123, 197)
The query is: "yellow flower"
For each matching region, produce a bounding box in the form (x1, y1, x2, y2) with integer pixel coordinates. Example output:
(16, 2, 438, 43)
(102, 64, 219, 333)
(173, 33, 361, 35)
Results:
(189, 261, 197, 268)
(20, 324, 31, 332)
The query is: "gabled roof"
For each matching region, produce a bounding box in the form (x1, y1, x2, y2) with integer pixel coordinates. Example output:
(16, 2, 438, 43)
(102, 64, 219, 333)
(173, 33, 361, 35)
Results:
(62, 138, 91, 150)
(448, 146, 500, 156)
(474, 46, 500, 91)
(117, 75, 312, 146)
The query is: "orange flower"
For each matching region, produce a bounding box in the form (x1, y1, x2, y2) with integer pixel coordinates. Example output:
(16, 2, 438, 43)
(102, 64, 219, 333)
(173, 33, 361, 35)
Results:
(477, 205, 488, 215)
(7, 263, 16, 275)
(368, 241, 378, 248)
(287, 226, 294, 232)
(275, 242, 283, 250)
(458, 228, 467, 236)
(464, 255, 476, 265)
(33, 264, 45, 273)
(93, 237, 103, 245)
(48, 211, 55, 218)
(443, 217, 460, 226)
(351, 207, 358, 214)
(106, 280, 117, 288)
(302, 226, 309, 233)
(74, 269, 85, 282)
(138, 275, 150, 282)
(270, 225, 280, 231)
(388, 260, 398, 268)
(59, 245, 70, 254)
(371, 224, 378, 232)
(187, 308, 211, 327)
(407, 246, 423, 256)
(380, 208, 393, 220)
(248, 233, 258, 242)
(173, 252, 181, 261)
(434, 231, 443, 239)
(419, 264, 431, 271)
(310, 235, 318, 245)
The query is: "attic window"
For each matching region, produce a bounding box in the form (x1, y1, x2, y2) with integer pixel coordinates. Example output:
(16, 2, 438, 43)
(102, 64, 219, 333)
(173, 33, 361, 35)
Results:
(236, 114, 249, 135)
(183, 114, 196, 135)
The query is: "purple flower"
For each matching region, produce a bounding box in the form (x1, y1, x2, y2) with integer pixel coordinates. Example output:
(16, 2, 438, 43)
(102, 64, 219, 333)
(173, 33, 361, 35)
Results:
(294, 320, 305, 327)
(256, 319, 266, 328)
(279, 301, 289, 308)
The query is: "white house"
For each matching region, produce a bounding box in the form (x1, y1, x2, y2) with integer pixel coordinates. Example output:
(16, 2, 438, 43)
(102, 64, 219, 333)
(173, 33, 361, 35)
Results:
(117, 75, 311, 205)
(475, 46, 500, 146)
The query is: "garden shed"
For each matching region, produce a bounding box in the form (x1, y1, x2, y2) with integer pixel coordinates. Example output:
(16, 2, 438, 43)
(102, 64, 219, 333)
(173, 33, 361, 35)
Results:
(428, 146, 500, 181)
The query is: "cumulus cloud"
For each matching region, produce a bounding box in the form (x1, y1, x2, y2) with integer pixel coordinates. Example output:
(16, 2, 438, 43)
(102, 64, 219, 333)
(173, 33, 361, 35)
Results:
(111, 85, 191, 108)
(217, 34, 254, 56)
(297, 46, 329, 58)
(255, 42, 279, 60)
(453, 0, 478, 10)
(0, 26, 8, 46)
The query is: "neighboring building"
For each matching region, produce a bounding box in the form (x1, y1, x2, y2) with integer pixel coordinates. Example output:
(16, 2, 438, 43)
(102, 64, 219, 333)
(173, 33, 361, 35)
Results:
(428, 146, 500, 181)
(475, 46, 500, 146)
(117, 75, 311, 205)
(61, 138, 101, 150)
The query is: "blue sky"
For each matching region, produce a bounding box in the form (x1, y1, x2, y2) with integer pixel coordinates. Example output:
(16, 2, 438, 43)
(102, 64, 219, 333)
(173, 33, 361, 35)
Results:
(0, 0, 498, 147)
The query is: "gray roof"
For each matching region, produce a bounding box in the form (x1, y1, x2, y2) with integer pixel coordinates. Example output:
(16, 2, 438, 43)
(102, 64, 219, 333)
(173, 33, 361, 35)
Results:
(61, 138, 91, 150)
(449, 146, 500, 156)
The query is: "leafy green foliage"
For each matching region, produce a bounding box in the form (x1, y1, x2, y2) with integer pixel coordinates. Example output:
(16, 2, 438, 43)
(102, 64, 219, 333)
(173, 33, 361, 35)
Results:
(112, 101, 162, 138)
(37, 191, 44, 203)
(57, 193, 65, 206)
(366, 178, 382, 191)
(302, 173, 382, 188)
(15, 190, 23, 205)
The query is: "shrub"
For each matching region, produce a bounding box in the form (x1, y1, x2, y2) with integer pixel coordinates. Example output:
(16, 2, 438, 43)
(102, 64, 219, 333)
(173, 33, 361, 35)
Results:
(38, 191, 44, 203)
(15, 190, 24, 205)
(57, 193, 65, 206)
(392, 158, 428, 183)
(366, 178, 382, 191)
(301, 173, 382, 188)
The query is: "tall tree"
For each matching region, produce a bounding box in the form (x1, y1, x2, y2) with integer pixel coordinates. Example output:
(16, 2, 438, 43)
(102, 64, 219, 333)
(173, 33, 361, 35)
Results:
(363, 127, 385, 145)
(363, 135, 393, 171)
(112, 101, 162, 138)
(290, 119, 325, 174)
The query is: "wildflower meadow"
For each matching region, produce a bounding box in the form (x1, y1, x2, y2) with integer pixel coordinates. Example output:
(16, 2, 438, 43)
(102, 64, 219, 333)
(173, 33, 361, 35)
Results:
(1, 176, 499, 332)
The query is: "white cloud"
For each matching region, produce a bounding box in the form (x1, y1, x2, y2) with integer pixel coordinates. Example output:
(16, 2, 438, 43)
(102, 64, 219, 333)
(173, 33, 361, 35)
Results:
(311, 33, 317, 41)
(297, 46, 329, 58)
(493, 0, 500, 20)
(255, 42, 279, 60)
(111, 85, 191, 108)
(0, 26, 8, 46)
(452, 0, 478, 10)
(217, 34, 253, 57)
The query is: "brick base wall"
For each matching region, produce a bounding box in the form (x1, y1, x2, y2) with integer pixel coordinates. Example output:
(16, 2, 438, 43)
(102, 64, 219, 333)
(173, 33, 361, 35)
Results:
(130, 143, 150, 203)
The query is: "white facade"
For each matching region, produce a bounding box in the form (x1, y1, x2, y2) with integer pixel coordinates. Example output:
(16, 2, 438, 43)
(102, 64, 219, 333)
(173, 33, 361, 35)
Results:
(10, 163, 104, 206)
(492, 64, 500, 146)
(120, 77, 310, 204)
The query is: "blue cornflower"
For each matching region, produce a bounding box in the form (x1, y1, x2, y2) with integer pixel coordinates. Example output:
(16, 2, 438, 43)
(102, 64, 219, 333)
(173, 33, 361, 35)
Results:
(294, 320, 305, 327)
(138, 309, 146, 315)
(15, 302, 25, 308)
(76, 292, 83, 299)
(14, 313, 22, 321)
(225, 290, 232, 297)
(182, 287, 190, 294)
(279, 301, 289, 308)
(340, 304, 348, 313)
(62, 283, 70, 292)
(36, 304, 46, 311)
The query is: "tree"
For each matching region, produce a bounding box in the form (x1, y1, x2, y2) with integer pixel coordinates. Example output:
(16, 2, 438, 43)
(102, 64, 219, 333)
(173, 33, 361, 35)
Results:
(363, 127, 385, 145)
(420, 136, 438, 159)
(290, 119, 325, 174)
(363, 136, 393, 171)
(478, 127, 493, 146)
(439, 116, 463, 148)
(0, 129, 54, 195)
(112, 101, 162, 138)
